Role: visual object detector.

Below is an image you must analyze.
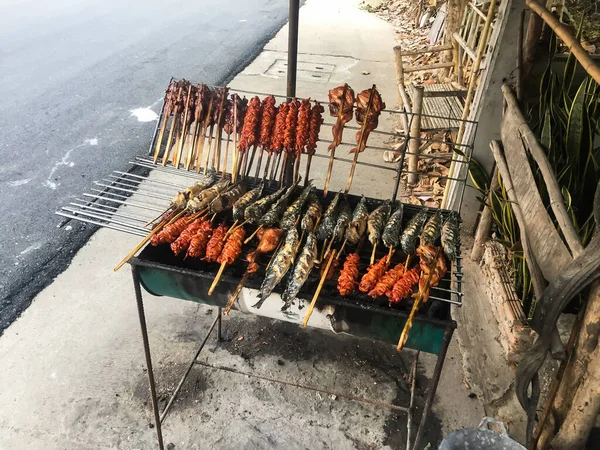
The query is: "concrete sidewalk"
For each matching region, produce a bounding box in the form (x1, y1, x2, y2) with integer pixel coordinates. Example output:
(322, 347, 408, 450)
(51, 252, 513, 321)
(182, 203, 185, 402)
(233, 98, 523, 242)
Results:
(0, 1, 484, 449)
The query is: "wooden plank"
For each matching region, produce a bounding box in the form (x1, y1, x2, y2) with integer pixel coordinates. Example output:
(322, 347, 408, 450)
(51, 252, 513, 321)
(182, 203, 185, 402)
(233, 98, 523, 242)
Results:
(453, 32, 478, 60)
(399, 43, 453, 57)
(403, 61, 455, 73)
(500, 101, 572, 280)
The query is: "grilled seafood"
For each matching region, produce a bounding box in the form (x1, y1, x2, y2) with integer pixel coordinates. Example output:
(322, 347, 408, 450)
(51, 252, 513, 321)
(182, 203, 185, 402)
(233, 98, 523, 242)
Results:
(171, 170, 216, 209)
(209, 182, 247, 214)
(367, 201, 391, 245)
(400, 208, 429, 255)
(328, 84, 355, 151)
(246, 227, 284, 274)
(420, 211, 443, 247)
(337, 253, 360, 296)
(358, 256, 388, 293)
(388, 268, 420, 304)
(185, 221, 213, 259)
(382, 204, 404, 249)
(301, 193, 322, 233)
(350, 87, 386, 154)
(218, 227, 246, 265)
(316, 191, 341, 241)
(187, 178, 231, 212)
(204, 223, 229, 263)
(170, 218, 205, 256)
(441, 212, 460, 261)
(258, 181, 299, 227)
(345, 195, 369, 245)
(150, 216, 191, 246)
(368, 263, 405, 298)
(281, 232, 317, 310)
(237, 96, 261, 153)
(280, 183, 314, 230)
(254, 228, 299, 308)
(333, 197, 352, 243)
(244, 185, 287, 223)
(232, 182, 264, 222)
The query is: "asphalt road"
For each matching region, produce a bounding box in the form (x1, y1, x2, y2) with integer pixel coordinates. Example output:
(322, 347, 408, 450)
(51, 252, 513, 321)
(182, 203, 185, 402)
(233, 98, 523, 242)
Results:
(0, 0, 290, 333)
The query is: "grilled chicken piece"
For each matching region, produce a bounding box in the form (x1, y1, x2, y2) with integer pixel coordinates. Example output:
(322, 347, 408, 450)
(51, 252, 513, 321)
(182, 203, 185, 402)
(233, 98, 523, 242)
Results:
(350, 87, 386, 154)
(327, 84, 355, 151)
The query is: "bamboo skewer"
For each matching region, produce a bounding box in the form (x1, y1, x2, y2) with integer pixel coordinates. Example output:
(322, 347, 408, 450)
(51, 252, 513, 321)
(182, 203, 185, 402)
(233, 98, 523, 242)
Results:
(224, 272, 249, 315)
(405, 255, 412, 270)
(245, 145, 258, 178)
(222, 220, 239, 241)
(295, 230, 306, 254)
(279, 152, 289, 187)
(210, 89, 227, 174)
(244, 225, 262, 244)
(271, 153, 282, 181)
(222, 135, 231, 178)
(254, 146, 265, 180)
(303, 249, 337, 327)
(185, 121, 200, 171)
(143, 206, 174, 228)
(161, 86, 183, 166)
(232, 102, 239, 183)
(153, 110, 170, 163)
(174, 85, 193, 168)
(337, 238, 348, 259)
(204, 123, 215, 174)
(324, 84, 348, 197)
(195, 100, 213, 173)
(293, 153, 301, 184)
(370, 241, 377, 265)
(304, 153, 313, 187)
(387, 246, 394, 264)
(208, 261, 227, 295)
(113, 210, 186, 272)
(262, 152, 273, 180)
(345, 85, 376, 194)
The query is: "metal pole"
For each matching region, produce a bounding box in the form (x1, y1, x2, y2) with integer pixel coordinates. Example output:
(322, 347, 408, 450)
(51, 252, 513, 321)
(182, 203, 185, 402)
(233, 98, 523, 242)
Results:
(217, 308, 223, 341)
(132, 267, 165, 450)
(412, 327, 454, 450)
(287, 0, 300, 99)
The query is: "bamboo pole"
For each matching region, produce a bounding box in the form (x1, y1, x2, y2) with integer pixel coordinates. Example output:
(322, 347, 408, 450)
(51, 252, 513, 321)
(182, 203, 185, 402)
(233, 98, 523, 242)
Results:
(471, 167, 499, 262)
(407, 85, 424, 188)
(526, 0, 600, 84)
(393, 46, 412, 134)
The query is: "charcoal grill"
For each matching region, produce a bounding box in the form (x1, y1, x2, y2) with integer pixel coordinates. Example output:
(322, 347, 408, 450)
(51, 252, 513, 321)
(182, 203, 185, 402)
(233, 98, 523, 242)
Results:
(55, 7, 476, 446)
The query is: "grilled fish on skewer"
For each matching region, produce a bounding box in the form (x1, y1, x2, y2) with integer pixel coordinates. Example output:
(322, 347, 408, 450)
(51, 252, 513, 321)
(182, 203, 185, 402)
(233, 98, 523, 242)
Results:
(316, 191, 341, 241)
(359, 256, 388, 293)
(187, 178, 231, 212)
(420, 211, 443, 247)
(345, 196, 369, 245)
(382, 204, 404, 249)
(388, 268, 420, 304)
(150, 216, 191, 246)
(400, 208, 428, 255)
(333, 198, 351, 243)
(337, 253, 360, 296)
(280, 183, 314, 230)
(209, 182, 247, 214)
(170, 218, 205, 256)
(367, 201, 391, 246)
(301, 193, 322, 233)
(368, 263, 405, 298)
(441, 212, 460, 261)
(170, 170, 216, 209)
(185, 221, 213, 259)
(281, 232, 317, 310)
(244, 185, 287, 223)
(232, 182, 264, 222)
(204, 223, 229, 263)
(258, 181, 300, 227)
(254, 228, 299, 309)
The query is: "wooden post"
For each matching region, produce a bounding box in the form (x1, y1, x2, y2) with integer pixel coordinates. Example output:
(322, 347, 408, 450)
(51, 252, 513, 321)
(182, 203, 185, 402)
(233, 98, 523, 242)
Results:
(393, 45, 411, 134)
(407, 85, 424, 188)
(471, 166, 498, 262)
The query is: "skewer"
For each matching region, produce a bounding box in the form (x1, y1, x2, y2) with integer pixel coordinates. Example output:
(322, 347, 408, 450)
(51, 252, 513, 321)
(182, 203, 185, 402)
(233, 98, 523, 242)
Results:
(143, 206, 174, 228)
(324, 84, 348, 197)
(113, 210, 186, 271)
(232, 102, 239, 183)
(323, 235, 336, 261)
(210, 88, 227, 174)
(204, 123, 216, 174)
(345, 85, 376, 193)
(304, 154, 313, 187)
(271, 153, 282, 181)
(265, 239, 284, 272)
(195, 100, 214, 173)
(262, 152, 273, 180)
(405, 255, 412, 270)
(397, 248, 441, 351)
(223, 272, 249, 315)
(245, 145, 257, 178)
(222, 135, 231, 178)
(153, 110, 170, 163)
(185, 121, 200, 170)
(174, 84, 193, 168)
(370, 241, 377, 265)
(302, 249, 336, 327)
(279, 152, 288, 187)
(244, 225, 263, 244)
(160, 86, 183, 166)
(337, 238, 348, 258)
(254, 146, 265, 180)
(387, 246, 395, 264)
(295, 230, 306, 253)
(208, 262, 227, 295)
(293, 153, 301, 184)
(222, 220, 238, 241)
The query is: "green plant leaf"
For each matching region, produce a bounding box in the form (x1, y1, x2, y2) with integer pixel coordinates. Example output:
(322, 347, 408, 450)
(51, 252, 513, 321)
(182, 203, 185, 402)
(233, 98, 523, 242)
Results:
(566, 82, 587, 175)
(541, 109, 552, 151)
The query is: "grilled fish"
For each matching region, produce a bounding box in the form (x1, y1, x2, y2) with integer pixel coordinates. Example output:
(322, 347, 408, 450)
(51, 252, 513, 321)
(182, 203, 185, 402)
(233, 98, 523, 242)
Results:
(209, 182, 247, 214)
(441, 212, 460, 261)
(232, 182, 264, 221)
(420, 210, 443, 247)
(187, 178, 231, 212)
(345, 195, 369, 245)
(258, 181, 300, 227)
(367, 201, 391, 245)
(333, 197, 351, 243)
(400, 208, 428, 255)
(281, 232, 317, 310)
(244, 185, 286, 223)
(300, 193, 322, 233)
(172, 170, 216, 209)
(253, 228, 299, 308)
(316, 191, 341, 241)
(280, 183, 314, 230)
(382, 204, 404, 249)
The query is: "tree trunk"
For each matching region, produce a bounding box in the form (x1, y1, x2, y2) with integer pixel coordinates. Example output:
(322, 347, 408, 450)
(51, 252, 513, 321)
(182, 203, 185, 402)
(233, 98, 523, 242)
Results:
(444, 0, 467, 62)
(522, 11, 543, 79)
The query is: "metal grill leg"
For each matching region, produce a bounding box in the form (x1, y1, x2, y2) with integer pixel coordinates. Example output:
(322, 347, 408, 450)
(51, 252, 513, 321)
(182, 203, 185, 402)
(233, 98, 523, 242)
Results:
(412, 327, 454, 450)
(132, 267, 165, 450)
(406, 350, 420, 450)
(217, 307, 223, 341)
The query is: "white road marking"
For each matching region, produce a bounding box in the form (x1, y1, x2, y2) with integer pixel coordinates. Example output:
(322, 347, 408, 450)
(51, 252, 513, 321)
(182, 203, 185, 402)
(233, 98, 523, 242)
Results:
(44, 138, 98, 189)
(130, 107, 158, 122)
(8, 178, 31, 187)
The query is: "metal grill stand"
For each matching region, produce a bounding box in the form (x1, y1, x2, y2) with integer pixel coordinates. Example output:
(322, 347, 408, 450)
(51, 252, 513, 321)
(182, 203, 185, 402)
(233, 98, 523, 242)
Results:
(131, 263, 455, 450)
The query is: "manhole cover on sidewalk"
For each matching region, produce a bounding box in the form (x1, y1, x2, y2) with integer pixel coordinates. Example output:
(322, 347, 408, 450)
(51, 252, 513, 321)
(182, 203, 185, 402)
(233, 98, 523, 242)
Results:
(265, 59, 336, 82)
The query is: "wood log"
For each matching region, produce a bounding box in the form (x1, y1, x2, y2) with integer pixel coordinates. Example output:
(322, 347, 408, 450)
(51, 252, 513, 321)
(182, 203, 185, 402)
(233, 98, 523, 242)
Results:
(471, 166, 498, 262)
(393, 45, 411, 134)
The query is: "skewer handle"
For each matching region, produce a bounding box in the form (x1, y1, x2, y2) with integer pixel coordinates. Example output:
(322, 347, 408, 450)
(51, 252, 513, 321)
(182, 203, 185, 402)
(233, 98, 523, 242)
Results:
(370, 241, 377, 265)
(244, 225, 262, 244)
(224, 272, 249, 315)
(302, 249, 336, 327)
(208, 261, 228, 296)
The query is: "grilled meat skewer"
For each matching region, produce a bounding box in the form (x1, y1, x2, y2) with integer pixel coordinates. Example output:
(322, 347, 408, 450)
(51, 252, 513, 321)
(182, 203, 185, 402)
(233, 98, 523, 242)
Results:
(337, 253, 360, 296)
